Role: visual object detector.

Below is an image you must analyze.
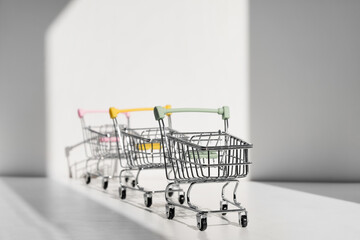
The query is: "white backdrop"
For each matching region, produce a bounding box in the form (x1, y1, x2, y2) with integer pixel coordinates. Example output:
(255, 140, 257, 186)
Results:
(46, 0, 249, 179)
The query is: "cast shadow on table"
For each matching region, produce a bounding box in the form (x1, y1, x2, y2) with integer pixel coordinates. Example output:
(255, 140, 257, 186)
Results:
(86, 178, 246, 231)
(2, 178, 166, 240)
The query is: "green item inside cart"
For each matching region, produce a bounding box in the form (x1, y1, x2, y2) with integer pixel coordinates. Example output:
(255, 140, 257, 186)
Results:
(187, 150, 218, 159)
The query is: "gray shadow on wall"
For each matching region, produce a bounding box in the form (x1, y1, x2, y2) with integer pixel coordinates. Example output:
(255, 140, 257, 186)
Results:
(249, 0, 360, 181)
(0, 0, 70, 176)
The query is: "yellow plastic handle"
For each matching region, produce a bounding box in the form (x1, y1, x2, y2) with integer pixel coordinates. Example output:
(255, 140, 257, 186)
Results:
(109, 105, 171, 119)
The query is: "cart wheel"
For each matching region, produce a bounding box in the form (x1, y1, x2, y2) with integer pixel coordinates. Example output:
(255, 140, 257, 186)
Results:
(85, 174, 91, 184)
(144, 194, 152, 208)
(166, 205, 175, 220)
(131, 180, 136, 187)
(197, 216, 207, 231)
(119, 187, 126, 199)
(240, 215, 248, 228)
(125, 176, 129, 183)
(168, 187, 174, 197)
(178, 193, 185, 205)
(102, 177, 109, 190)
(220, 201, 228, 215)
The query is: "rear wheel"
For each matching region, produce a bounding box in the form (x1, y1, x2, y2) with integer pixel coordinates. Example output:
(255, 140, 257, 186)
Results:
(197, 217, 207, 231)
(166, 205, 175, 219)
(168, 187, 174, 197)
(240, 215, 248, 228)
(220, 201, 228, 215)
(144, 194, 153, 207)
(178, 194, 185, 204)
(102, 177, 109, 190)
(85, 174, 91, 184)
(119, 187, 126, 199)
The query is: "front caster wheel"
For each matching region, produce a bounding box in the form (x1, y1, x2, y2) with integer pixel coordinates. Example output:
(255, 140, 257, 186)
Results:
(131, 180, 136, 187)
(196, 215, 207, 231)
(144, 193, 152, 207)
(166, 205, 175, 219)
(85, 174, 91, 184)
(125, 176, 129, 183)
(102, 177, 109, 190)
(119, 187, 126, 199)
(240, 215, 248, 228)
(178, 193, 185, 205)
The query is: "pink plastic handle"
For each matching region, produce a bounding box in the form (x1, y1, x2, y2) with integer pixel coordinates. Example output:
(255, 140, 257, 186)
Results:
(99, 137, 120, 143)
(78, 109, 130, 118)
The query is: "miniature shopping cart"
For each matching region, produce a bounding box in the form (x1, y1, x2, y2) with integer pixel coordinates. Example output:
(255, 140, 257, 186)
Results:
(110, 106, 185, 207)
(78, 109, 130, 190)
(154, 106, 253, 231)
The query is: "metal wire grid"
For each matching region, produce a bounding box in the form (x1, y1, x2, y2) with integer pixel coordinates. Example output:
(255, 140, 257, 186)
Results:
(119, 127, 176, 169)
(83, 124, 120, 159)
(164, 131, 252, 181)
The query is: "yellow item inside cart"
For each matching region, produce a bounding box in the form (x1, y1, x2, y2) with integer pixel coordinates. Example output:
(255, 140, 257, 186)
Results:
(137, 142, 161, 150)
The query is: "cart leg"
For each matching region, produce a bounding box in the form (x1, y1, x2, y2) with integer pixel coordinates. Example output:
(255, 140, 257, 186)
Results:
(232, 181, 242, 206)
(124, 169, 134, 183)
(222, 180, 243, 206)
(221, 182, 230, 201)
(119, 169, 128, 185)
(133, 169, 142, 188)
(96, 157, 104, 175)
(186, 182, 199, 210)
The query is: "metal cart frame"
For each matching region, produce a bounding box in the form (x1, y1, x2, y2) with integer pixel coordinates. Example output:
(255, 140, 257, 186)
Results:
(154, 106, 253, 231)
(109, 106, 184, 207)
(78, 109, 129, 189)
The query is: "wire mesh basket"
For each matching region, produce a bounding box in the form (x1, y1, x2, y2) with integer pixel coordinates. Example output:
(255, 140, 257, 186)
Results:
(165, 131, 251, 181)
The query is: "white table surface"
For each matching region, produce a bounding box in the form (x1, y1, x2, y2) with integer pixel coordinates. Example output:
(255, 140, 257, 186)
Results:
(1, 177, 359, 240)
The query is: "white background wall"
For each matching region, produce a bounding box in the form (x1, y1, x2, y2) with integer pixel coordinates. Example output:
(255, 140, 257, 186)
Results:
(250, 0, 360, 181)
(46, 0, 249, 179)
(4, 0, 358, 182)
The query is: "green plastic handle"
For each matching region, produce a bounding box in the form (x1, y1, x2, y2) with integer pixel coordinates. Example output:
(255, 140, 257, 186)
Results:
(154, 106, 230, 120)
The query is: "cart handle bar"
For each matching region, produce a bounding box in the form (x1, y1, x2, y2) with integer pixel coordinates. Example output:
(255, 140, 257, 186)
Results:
(110, 105, 171, 119)
(154, 106, 230, 120)
(78, 109, 130, 119)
